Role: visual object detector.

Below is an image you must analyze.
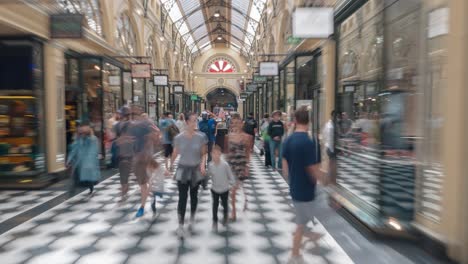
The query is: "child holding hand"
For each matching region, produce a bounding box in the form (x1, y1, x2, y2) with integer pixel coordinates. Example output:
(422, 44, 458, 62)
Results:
(207, 145, 236, 231)
(148, 159, 171, 214)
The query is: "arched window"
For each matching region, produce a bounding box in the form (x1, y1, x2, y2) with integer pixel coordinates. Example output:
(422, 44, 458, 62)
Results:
(116, 13, 137, 55)
(58, 0, 102, 36)
(146, 36, 156, 65)
(206, 57, 237, 73)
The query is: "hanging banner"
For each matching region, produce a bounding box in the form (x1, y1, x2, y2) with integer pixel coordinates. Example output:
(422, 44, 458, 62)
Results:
(131, 64, 151, 78)
(173, 85, 184, 93)
(50, 13, 84, 39)
(153, 75, 168, 86)
(259, 62, 279, 76)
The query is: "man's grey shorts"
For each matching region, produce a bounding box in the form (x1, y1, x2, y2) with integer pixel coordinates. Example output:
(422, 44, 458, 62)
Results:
(292, 200, 315, 225)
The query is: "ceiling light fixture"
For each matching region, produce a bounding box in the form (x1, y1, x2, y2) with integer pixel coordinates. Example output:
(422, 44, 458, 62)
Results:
(217, 35, 223, 40)
(174, 51, 178, 55)
(214, 11, 220, 18)
(159, 36, 164, 41)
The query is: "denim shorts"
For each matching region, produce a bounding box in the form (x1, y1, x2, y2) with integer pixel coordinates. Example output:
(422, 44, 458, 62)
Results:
(292, 200, 315, 225)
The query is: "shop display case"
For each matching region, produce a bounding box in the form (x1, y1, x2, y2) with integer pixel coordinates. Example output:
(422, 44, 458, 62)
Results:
(0, 97, 41, 176)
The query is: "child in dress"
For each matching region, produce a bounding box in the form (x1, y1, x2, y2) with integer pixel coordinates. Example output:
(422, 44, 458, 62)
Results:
(208, 145, 236, 231)
(147, 159, 171, 214)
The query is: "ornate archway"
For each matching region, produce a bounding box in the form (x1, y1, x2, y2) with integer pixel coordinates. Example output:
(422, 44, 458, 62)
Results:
(205, 87, 238, 112)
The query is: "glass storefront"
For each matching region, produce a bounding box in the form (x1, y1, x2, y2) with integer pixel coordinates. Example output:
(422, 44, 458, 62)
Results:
(277, 52, 324, 135)
(64, 55, 125, 163)
(334, 0, 423, 222)
(0, 38, 45, 178)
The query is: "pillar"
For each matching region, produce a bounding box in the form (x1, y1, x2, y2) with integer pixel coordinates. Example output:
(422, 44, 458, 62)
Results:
(44, 42, 66, 173)
(443, 0, 468, 262)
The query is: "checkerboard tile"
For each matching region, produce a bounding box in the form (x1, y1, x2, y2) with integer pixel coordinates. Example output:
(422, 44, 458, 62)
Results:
(336, 150, 417, 218)
(0, 154, 354, 264)
(0, 190, 65, 224)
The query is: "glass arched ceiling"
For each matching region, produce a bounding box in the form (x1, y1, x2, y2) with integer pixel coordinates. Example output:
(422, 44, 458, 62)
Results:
(162, 0, 267, 56)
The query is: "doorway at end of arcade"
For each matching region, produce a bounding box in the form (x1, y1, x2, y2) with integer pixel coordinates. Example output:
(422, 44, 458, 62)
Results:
(206, 88, 237, 114)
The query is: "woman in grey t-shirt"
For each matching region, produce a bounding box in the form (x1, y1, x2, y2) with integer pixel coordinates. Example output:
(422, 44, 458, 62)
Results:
(171, 113, 208, 238)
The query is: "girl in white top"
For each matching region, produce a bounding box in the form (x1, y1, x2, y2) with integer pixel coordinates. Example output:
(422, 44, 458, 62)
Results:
(176, 113, 186, 133)
(147, 159, 170, 214)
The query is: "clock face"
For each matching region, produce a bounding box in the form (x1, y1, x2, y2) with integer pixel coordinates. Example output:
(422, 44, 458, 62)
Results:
(207, 58, 236, 73)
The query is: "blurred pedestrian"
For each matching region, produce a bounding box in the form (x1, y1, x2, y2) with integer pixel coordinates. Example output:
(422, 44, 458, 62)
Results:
(113, 106, 133, 199)
(148, 158, 170, 214)
(322, 110, 337, 185)
(268, 110, 285, 170)
(260, 113, 272, 167)
(282, 106, 323, 264)
(159, 112, 177, 170)
(67, 123, 101, 195)
(243, 112, 258, 152)
(129, 107, 161, 218)
(176, 113, 186, 133)
(208, 145, 235, 232)
(171, 112, 208, 238)
(225, 112, 252, 221)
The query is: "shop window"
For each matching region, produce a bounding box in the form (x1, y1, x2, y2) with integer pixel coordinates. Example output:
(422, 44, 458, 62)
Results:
(81, 58, 103, 155)
(103, 62, 122, 126)
(133, 79, 145, 110)
(0, 40, 45, 176)
(58, 0, 103, 36)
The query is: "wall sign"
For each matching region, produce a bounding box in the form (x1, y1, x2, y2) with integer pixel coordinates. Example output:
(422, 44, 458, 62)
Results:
(153, 75, 168, 86)
(131, 64, 151, 78)
(109, 76, 120, 86)
(50, 13, 84, 39)
(148, 94, 156, 103)
(428, 8, 449, 39)
(247, 84, 258, 92)
(253, 76, 267, 83)
(259, 62, 279, 76)
(173, 85, 184, 93)
(191, 94, 198, 101)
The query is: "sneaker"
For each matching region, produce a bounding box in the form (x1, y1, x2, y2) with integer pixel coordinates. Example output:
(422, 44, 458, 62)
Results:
(135, 207, 144, 218)
(287, 255, 305, 264)
(176, 226, 185, 239)
(188, 217, 195, 232)
(151, 200, 156, 214)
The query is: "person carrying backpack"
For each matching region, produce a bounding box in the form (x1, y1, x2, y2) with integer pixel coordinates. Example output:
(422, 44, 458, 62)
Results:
(113, 106, 134, 200)
(159, 111, 178, 171)
(243, 112, 258, 152)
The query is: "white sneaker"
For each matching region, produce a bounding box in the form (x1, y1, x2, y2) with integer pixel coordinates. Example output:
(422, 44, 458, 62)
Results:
(287, 255, 305, 264)
(176, 226, 185, 239)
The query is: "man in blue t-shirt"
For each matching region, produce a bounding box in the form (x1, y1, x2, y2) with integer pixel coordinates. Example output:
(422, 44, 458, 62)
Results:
(282, 106, 323, 264)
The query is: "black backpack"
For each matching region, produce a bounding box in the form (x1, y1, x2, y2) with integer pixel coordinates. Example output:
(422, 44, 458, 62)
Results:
(244, 118, 256, 135)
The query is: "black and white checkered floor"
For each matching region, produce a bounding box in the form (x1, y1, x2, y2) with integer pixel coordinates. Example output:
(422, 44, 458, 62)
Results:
(0, 154, 354, 264)
(336, 150, 419, 218)
(0, 190, 65, 225)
